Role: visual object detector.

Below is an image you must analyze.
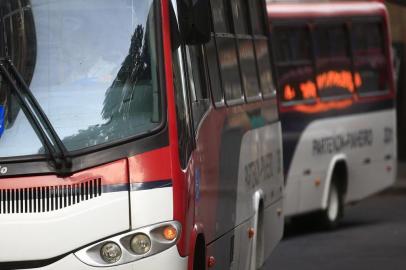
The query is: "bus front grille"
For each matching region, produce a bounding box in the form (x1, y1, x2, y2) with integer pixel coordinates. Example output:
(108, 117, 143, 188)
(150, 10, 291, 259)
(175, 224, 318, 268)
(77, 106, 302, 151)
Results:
(0, 178, 102, 214)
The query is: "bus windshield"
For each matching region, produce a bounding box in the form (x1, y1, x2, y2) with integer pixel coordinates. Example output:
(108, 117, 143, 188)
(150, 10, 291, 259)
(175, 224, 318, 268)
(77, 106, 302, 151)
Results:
(0, 0, 161, 158)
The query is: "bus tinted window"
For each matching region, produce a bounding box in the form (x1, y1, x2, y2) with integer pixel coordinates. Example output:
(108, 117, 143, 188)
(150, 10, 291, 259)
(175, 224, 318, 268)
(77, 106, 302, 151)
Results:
(209, 0, 273, 105)
(188, 45, 208, 101)
(315, 24, 354, 98)
(187, 45, 210, 131)
(352, 22, 384, 54)
(274, 26, 315, 103)
(249, 0, 266, 35)
(352, 21, 388, 94)
(275, 26, 312, 63)
(205, 37, 223, 103)
(255, 40, 274, 97)
(238, 39, 260, 98)
(173, 46, 193, 168)
(315, 24, 349, 59)
(231, 0, 249, 35)
(210, 0, 231, 33)
(217, 37, 242, 101)
(278, 65, 316, 103)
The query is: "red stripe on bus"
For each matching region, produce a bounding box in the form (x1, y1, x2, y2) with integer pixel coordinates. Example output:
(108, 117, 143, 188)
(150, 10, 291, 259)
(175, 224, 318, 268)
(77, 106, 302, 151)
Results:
(128, 146, 172, 183)
(0, 159, 128, 190)
(161, 0, 190, 257)
(267, 2, 387, 19)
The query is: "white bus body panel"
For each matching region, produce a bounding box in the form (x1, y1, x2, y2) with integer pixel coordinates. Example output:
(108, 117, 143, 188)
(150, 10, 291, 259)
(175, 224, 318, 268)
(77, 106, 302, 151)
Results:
(20, 246, 187, 270)
(207, 122, 284, 270)
(235, 122, 284, 224)
(284, 109, 396, 216)
(130, 186, 173, 229)
(0, 192, 130, 262)
(237, 122, 284, 263)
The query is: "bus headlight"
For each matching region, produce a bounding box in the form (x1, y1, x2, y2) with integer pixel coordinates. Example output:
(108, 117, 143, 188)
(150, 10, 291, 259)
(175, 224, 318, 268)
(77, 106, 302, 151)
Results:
(74, 221, 181, 267)
(130, 234, 151, 255)
(100, 242, 122, 263)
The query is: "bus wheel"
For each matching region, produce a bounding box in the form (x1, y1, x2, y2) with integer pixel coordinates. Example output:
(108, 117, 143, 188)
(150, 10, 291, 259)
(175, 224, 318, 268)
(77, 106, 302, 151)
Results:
(193, 235, 205, 270)
(320, 180, 344, 229)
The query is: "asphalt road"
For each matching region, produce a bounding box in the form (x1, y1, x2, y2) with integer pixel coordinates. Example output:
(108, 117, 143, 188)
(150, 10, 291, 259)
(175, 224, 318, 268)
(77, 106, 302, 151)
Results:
(264, 187, 406, 270)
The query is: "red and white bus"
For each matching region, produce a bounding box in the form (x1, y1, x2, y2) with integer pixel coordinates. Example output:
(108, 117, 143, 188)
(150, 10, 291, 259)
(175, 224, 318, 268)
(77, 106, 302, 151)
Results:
(0, 0, 284, 269)
(268, 2, 397, 227)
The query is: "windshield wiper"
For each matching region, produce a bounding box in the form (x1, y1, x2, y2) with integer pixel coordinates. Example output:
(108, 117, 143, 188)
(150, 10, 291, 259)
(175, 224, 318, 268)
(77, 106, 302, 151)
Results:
(0, 58, 72, 176)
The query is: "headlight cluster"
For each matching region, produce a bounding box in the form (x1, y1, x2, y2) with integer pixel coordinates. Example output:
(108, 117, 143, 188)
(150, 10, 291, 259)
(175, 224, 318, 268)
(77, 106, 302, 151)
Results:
(75, 221, 181, 267)
(100, 242, 122, 263)
(130, 233, 151, 255)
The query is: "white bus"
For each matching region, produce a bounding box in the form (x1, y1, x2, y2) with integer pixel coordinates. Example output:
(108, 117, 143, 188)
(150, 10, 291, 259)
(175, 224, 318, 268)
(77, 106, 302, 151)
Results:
(268, 2, 397, 228)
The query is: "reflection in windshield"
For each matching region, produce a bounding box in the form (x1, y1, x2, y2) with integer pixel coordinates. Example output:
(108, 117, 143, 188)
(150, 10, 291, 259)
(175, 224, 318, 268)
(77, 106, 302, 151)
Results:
(63, 20, 159, 150)
(0, 0, 160, 157)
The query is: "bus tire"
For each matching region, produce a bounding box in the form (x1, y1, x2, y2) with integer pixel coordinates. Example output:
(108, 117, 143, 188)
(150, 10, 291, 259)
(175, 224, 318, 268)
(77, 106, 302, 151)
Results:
(319, 179, 344, 229)
(193, 235, 206, 270)
(255, 202, 264, 270)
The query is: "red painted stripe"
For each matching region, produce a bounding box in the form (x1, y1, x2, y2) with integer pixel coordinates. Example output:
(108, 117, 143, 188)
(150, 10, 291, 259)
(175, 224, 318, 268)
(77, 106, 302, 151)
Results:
(160, 0, 192, 257)
(128, 146, 172, 183)
(0, 159, 128, 190)
(267, 2, 387, 19)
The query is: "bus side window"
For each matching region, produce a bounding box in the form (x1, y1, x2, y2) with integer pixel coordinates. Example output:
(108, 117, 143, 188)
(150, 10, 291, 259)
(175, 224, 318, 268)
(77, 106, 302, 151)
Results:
(231, 0, 249, 35)
(232, 0, 261, 100)
(217, 36, 243, 102)
(208, 0, 244, 105)
(255, 39, 275, 98)
(210, 0, 231, 33)
(238, 38, 261, 99)
(352, 21, 388, 95)
(249, 0, 267, 36)
(314, 23, 353, 99)
(248, 0, 275, 98)
(274, 25, 316, 104)
(186, 45, 210, 131)
(204, 35, 224, 105)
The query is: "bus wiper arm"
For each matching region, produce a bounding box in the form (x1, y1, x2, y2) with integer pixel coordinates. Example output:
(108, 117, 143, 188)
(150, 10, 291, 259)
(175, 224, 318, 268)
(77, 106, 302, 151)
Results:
(0, 58, 72, 176)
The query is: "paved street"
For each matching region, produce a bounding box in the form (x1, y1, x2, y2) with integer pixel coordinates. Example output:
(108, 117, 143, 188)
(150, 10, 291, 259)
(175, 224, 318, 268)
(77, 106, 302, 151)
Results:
(265, 164, 406, 270)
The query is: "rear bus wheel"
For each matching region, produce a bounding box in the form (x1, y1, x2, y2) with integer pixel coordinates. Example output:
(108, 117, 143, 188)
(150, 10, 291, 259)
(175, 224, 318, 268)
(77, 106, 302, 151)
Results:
(193, 236, 205, 270)
(320, 180, 343, 229)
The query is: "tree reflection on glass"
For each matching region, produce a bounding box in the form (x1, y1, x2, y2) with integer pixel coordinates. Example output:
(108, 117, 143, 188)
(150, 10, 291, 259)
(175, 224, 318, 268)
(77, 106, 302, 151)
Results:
(62, 21, 157, 150)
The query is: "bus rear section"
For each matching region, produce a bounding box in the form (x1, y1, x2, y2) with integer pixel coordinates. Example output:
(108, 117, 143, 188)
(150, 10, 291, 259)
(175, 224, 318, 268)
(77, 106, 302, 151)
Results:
(268, 2, 397, 227)
(0, 0, 284, 269)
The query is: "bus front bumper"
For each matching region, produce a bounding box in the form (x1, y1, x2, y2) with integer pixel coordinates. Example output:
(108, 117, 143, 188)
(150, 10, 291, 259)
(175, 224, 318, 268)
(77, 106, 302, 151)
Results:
(16, 246, 187, 270)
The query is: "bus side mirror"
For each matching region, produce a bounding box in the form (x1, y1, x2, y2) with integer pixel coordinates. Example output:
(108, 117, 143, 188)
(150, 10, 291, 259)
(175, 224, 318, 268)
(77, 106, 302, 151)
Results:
(177, 0, 211, 45)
